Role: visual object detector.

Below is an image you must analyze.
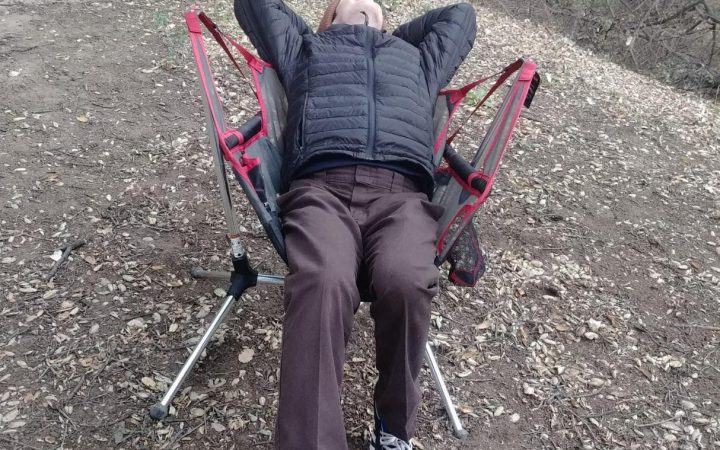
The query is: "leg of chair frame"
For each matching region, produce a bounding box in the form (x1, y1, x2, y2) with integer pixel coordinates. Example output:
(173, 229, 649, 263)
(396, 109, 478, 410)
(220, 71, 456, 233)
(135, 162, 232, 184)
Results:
(192, 267, 285, 287)
(149, 294, 239, 420)
(425, 341, 468, 439)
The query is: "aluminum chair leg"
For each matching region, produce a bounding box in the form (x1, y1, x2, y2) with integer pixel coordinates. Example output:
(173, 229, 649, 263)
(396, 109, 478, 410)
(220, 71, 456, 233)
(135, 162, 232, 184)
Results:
(150, 294, 239, 420)
(151, 240, 260, 421)
(425, 342, 468, 439)
(191, 267, 285, 286)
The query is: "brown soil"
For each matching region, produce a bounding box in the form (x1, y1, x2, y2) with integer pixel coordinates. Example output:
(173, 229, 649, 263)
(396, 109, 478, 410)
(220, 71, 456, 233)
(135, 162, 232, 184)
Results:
(1, 1, 719, 449)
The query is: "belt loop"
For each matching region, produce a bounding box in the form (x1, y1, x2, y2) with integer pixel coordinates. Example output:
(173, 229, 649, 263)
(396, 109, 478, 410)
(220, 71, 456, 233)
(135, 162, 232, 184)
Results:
(390, 170, 399, 192)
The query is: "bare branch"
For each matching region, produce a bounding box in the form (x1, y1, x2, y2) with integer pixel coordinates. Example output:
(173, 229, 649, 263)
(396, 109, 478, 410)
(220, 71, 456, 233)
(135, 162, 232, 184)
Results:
(643, 0, 702, 27)
(700, 0, 720, 24)
(710, 23, 717, 64)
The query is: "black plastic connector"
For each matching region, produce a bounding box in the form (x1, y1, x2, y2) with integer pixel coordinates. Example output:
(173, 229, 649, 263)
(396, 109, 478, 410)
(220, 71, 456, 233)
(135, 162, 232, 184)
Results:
(443, 145, 487, 194)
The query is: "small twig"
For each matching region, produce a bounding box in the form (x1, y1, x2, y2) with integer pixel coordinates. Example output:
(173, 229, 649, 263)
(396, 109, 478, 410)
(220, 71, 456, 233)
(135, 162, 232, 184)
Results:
(44, 355, 63, 378)
(5, 326, 31, 342)
(439, 313, 470, 327)
(21, 232, 54, 242)
(47, 239, 85, 279)
(674, 324, 720, 331)
(636, 417, 676, 428)
(0, 436, 45, 450)
(522, 115, 545, 123)
(565, 407, 599, 443)
(161, 423, 203, 449)
(93, 357, 113, 381)
(48, 403, 78, 430)
(79, 411, 132, 429)
(89, 101, 119, 109)
(66, 374, 86, 402)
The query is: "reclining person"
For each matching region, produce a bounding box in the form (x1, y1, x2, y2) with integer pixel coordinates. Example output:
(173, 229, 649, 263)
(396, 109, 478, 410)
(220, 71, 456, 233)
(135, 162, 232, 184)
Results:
(233, 1, 477, 448)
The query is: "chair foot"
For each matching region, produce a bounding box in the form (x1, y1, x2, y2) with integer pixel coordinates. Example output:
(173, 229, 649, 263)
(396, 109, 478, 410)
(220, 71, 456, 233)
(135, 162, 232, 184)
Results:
(453, 428, 469, 440)
(149, 403, 168, 421)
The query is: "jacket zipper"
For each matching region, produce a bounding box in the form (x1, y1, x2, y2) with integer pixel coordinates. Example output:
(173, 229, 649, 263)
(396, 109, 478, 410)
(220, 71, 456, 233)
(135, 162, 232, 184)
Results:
(293, 87, 310, 168)
(366, 30, 376, 156)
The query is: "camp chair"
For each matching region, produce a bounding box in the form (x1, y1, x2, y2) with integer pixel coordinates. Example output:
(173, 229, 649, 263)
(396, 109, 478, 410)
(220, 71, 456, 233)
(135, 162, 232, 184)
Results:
(149, 9, 540, 440)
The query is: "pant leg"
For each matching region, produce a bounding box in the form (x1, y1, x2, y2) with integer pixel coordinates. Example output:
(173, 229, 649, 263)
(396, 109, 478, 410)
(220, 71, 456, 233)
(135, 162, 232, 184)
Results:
(275, 178, 362, 450)
(361, 183, 444, 441)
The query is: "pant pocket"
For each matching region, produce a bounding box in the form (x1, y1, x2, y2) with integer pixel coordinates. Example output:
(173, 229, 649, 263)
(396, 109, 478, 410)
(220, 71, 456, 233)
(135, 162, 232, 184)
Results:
(421, 199, 445, 223)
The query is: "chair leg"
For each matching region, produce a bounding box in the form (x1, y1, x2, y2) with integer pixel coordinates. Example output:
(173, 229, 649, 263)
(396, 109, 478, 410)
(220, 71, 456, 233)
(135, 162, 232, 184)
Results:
(149, 294, 239, 420)
(425, 342, 469, 439)
(191, 267, 285, 286)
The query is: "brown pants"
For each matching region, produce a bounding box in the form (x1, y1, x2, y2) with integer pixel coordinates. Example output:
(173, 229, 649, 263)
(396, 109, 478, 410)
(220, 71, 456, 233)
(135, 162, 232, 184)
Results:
(275, 165, 443, 450)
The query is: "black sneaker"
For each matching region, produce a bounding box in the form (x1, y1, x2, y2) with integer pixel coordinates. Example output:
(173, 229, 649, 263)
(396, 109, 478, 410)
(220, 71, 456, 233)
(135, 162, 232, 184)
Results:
(369, 407, 413, 450)
(368, 431, 413, 450)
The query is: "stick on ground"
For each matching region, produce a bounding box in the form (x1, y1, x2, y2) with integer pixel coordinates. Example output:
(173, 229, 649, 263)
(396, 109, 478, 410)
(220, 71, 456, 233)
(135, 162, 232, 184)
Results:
(47, 239, 86, 279)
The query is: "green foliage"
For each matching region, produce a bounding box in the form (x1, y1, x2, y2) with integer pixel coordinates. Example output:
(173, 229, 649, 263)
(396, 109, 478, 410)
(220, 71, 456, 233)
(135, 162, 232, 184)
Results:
(152, 10, 189, 64)
(464, 86, 498, 109)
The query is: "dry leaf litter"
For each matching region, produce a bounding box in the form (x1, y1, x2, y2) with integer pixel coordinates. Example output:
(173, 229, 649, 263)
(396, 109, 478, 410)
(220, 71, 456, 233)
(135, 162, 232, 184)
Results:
(0, 0, 718, 449)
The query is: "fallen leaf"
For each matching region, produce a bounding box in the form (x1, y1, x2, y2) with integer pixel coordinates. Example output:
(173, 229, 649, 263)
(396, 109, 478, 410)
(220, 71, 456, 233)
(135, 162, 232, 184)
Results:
(141, 377, 156, 389)
(681, 400, 697, 410)
(2, 409, 19, 422)
(238, 348, 254, 363)
(660, 421, 683, 433)
(584, 331, 599, 340)
(587, 318, 604, 332)
(126, 318, 147, 333)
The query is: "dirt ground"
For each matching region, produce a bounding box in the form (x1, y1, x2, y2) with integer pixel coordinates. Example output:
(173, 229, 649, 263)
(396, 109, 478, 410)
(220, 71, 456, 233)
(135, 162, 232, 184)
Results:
(1, 0, 719, 449)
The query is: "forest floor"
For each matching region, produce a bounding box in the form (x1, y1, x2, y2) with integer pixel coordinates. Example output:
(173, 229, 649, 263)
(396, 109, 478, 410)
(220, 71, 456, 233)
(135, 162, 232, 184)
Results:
(1, 0, 719, 449)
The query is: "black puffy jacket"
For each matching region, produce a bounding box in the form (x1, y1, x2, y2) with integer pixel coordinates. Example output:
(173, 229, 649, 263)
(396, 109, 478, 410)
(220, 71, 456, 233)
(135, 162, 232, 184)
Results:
(234, 1, 477, 187)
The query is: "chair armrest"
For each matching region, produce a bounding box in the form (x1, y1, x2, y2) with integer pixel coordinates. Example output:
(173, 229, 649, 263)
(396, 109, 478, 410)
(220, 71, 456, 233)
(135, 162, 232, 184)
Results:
(224, 113, 263, 149)
(443, 145, 487, 194)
